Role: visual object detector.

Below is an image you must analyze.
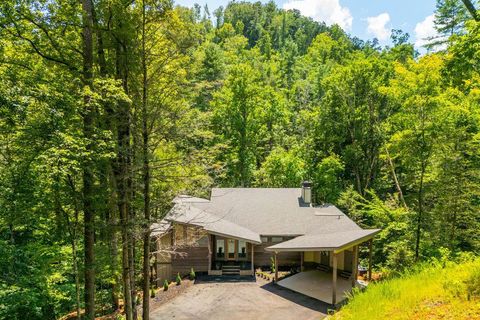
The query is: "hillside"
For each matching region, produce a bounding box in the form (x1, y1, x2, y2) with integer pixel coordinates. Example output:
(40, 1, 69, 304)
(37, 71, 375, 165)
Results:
(329, 259, 480, 320)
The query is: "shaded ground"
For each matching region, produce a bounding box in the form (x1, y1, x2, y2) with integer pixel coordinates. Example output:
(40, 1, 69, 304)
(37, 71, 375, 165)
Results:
(277, 270, 352, 304)
(150, 275, 328, 320)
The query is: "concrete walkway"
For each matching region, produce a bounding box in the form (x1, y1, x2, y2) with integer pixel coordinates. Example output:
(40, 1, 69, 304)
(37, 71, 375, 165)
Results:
(150, 276, 328, 320)
(277, 270, 352, 304)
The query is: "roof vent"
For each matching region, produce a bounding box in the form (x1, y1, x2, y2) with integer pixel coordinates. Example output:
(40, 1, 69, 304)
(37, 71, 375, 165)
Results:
(301, 181, 312, 205)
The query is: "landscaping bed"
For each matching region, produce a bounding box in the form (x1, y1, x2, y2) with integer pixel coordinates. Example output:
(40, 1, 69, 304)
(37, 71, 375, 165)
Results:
(255, 268, 292, 282)
(146, 278, 195, 312)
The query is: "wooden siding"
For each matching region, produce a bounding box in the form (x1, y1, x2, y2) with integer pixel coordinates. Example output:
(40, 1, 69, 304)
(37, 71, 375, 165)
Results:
(254, 237, 301, 268)
(155, 223, 210, 280)
(171, 245, 209, 275)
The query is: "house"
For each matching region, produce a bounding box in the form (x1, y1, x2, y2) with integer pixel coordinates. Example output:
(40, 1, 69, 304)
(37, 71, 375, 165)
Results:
(152, 182, 379, 305)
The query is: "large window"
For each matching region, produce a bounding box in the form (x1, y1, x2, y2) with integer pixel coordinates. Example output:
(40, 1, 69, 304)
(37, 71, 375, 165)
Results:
(238, 240, 247, 258)
(216, 239, 225, 259)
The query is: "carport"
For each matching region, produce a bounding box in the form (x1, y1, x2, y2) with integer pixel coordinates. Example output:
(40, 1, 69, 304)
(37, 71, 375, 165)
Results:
(266, 229, 380, 305)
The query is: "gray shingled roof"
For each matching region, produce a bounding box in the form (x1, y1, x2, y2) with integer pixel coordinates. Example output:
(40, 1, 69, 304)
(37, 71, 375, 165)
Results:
(163, 188, 379, 250)
(165, 204, 261, 243)
(265, 229, 381, 252)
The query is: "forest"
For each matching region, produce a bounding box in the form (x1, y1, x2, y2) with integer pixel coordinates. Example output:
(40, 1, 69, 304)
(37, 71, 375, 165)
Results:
(0, 0, 479, 319)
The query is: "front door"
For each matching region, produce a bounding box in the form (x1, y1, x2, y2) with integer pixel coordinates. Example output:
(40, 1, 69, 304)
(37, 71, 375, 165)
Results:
(227, 239, 236, 260)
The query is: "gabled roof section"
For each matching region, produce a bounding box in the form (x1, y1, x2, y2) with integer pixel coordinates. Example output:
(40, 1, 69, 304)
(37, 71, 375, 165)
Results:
(265, 229, 381, 253)
(162, 188, 379, 245)
(165, 204, 261, 244)
(193, 188, 361, 235)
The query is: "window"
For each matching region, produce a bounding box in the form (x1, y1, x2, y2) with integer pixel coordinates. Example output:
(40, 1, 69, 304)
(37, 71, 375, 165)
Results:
(238, 240, 247, 259)
(271, 236, 283, 243)
(260, 236, 269, 243)
(216, 239, 225, 259)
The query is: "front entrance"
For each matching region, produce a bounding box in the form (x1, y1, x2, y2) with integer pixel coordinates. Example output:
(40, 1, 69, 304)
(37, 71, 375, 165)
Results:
(213, 236, 251, 273)
(227, 239, 236, 260)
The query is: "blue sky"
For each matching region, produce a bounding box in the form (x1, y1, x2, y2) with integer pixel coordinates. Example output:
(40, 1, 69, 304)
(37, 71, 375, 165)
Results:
(174, 0, 439, 48)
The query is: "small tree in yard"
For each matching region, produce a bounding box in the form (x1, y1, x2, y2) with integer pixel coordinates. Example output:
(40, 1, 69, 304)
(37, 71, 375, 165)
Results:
(270, 256, 276, 274)
(190, 268, 196, 280)
(176, 273, 182, 285)
(163, 279, 169, 291)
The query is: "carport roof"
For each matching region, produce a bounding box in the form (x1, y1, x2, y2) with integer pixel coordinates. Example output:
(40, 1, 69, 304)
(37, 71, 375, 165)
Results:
(265, 229, 380, 253)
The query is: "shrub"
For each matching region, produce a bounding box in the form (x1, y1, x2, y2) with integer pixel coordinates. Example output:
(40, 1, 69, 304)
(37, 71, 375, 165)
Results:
(270, 256, 275, 274)
(176, 273, 182, 285)
(465, 265, 480, 299)
(163, 279, 169, 291)
(189, 268, 196, 280)
(150, 288, 156, 298)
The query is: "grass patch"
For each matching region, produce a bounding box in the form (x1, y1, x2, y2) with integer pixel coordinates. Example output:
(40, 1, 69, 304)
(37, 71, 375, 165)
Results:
(329, 259, 480, 320)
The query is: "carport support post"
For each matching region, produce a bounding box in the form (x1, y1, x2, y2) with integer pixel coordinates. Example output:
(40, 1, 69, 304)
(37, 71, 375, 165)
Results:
(352, 245, 358, 288)
(300, 252, 304, 271)
(251, 244, 254, 274)
(274, 252, 278, 282)
(368, 239, 373, 281)
(207, 234, 212, 275)
(332, 252, 337, 305)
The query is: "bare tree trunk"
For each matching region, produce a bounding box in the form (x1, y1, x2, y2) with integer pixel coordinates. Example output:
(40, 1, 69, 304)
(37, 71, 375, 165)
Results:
(81, 0, 96, 318)
(415, 161, 426, 261)
(114, 37, 133, 320)
(384, 146, 408, 210)
(461, 0, 479, 21)
(141, 1, 151, 318)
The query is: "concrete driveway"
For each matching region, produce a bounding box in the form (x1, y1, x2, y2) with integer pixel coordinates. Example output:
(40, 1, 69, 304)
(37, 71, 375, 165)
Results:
(150, 276, 328, 320)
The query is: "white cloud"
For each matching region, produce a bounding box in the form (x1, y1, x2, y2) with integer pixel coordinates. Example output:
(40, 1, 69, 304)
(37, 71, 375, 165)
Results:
(414, 14, 443, 48)
(283, 0, 353, 31)
(366, 13, 391, 41)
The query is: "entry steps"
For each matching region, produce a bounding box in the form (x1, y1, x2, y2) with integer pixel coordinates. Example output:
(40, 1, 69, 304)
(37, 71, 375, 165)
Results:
(222, 265, 240, 275)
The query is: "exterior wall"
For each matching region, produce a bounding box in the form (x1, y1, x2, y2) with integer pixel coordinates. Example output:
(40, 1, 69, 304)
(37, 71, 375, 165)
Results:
(155, 223, 210, 282)
(171, 224, 209, 276)
(254, 236, 301, 269)
(155, 231, 173, 286)
(171, 245, 209, 275)
(302, 249, 353, 272)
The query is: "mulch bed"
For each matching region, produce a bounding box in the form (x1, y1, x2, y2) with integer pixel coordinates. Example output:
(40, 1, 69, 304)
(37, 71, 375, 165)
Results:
(146, 279, 195, 312)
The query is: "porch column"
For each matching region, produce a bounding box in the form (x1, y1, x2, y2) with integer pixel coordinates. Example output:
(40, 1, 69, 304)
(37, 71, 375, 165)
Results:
(274, 252, 278, 282)
(352, 245, 358, 288)
(251, 244, 255, 274)
(368, 239, 373, 281)
(207, 234, 212, 275)
(332, 252, 337, 305)
(300, 252, 304, 272)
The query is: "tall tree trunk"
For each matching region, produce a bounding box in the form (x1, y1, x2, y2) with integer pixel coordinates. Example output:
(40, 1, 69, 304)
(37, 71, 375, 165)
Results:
(461, 0, 479, 21)
(114, 35, 134, 320)
(415, 161, 425, 261)
(141, 1, 151, 318)
(384, 146, 408, 210)
(81, 0, 96, 318)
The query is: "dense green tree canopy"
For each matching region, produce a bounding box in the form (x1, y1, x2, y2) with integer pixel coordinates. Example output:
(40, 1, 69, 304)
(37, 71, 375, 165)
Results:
(0, 0, 479, 319)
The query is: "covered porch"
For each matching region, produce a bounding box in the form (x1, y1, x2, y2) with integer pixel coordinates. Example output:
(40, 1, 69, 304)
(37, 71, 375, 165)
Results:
(266, 229, 380, 305)
(208, 234, 257, 276)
